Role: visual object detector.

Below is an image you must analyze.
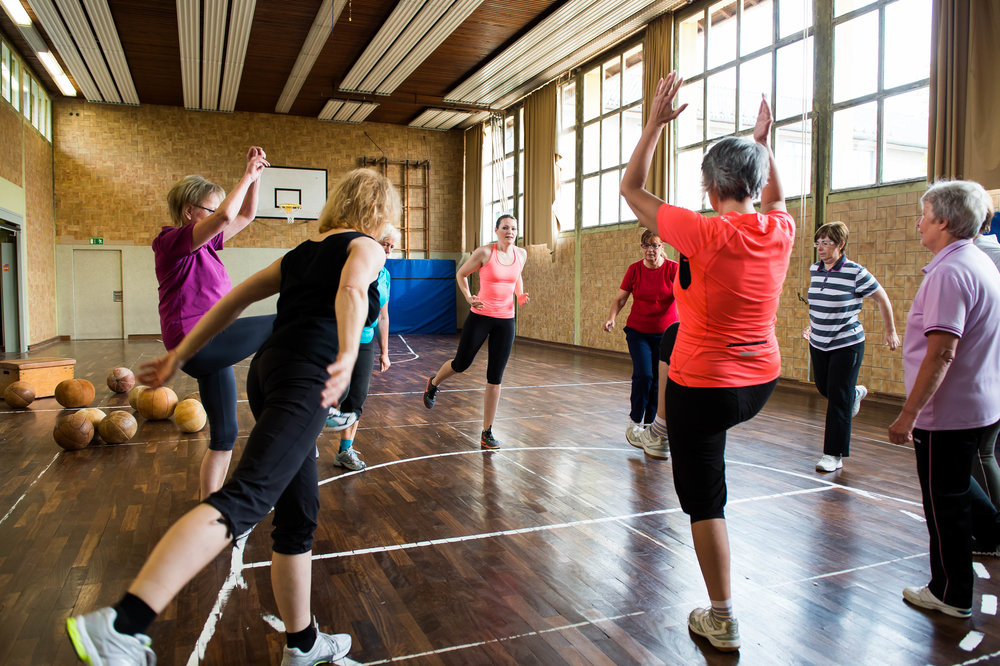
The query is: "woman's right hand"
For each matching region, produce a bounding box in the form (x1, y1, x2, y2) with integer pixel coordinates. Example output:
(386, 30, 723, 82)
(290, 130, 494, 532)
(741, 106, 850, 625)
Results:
(647, 72, 688, 127)
(753, 95, 773, 146)
(468, 294, 484, 310)
(801, 325, 811, 341)
(136, 349, 180, 388)
(603, 319, 615, 332)
(244, 147, 269, 181)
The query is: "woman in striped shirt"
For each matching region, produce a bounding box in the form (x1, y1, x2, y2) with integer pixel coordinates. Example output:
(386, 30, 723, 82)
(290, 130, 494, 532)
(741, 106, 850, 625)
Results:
(803, 221, 900, 473)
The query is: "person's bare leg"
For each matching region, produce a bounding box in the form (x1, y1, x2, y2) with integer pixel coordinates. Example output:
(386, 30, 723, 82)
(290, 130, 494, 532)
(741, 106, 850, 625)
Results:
(691, 518, 731, 601)
(656, 360, 668, 420)
(340, 422, 359, 443)
(483, 383, 501, 430)
(127, 504, 231, 612)
(431, 360, 457, 387)
(200, 450, 233, 500)
(272, 552, 313, 633)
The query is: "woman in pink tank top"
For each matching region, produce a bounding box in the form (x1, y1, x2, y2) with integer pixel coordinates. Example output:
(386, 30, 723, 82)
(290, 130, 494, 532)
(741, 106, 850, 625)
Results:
(422, 215, 529, 449)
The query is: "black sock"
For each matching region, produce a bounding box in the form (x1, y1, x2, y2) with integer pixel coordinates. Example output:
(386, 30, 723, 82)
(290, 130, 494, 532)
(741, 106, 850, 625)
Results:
(112, 593, 157, 636)
(286, 624, 317, 652)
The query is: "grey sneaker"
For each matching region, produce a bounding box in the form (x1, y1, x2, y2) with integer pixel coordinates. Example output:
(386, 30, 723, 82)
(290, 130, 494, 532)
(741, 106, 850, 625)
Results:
(280, 623, 351, 666)
(325, 407, 358, 431)
(688, 606, 740, 652)
(816, 454, 843, 473)
(66, 607, 156, 665)
(334, 447, 367, 471)
(902, 585, 971, 618)
(626, 419, 645, 448)
(852, 385, 868, 417)
(641, 428, 670, 460)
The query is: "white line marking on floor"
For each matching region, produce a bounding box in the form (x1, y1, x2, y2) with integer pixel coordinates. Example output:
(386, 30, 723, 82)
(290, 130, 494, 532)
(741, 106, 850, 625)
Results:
(900, 509, 926, 522)
(0, 452, 58, 526)
(973, 561, 989, 579)
(185, 533, 249, 665)
(955, 649, 1000, 665)
(982, 595, 997, 615)
(369, 379, 629, 397)
(959, 631, 984, 652)
(261, 614, 284, 632)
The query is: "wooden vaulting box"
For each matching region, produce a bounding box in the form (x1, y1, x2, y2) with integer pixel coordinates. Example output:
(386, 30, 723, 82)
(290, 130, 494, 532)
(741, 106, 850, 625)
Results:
(0, 357, 76, 398)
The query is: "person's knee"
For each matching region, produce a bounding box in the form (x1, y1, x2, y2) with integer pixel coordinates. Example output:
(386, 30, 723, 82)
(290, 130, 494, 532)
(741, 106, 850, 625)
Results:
(450, 359, 469, 374)
(272, 514, 318, 555)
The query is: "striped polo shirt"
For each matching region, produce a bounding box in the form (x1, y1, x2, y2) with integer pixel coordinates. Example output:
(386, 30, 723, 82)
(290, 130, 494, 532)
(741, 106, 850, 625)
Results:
(808, 255, 879, 351)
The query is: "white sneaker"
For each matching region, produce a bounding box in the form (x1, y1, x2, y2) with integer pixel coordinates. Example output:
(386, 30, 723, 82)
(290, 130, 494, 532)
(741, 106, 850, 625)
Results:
(902, 585, 971, 618)
(641, 428, 670, 460)
(626, 419, 645, 448)
(688, 606, 740, 652)
(280, 622, 352, 665)
(852, 385, 868, 417)
(66, 607, 156, 666)
(325, 407, 359, 431)
(815, 454, 843, 472)
(333, 447, 367, 471)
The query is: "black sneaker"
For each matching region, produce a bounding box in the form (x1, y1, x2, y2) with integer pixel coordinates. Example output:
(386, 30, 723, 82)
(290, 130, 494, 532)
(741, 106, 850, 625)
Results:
(423, 377, 438, 409)
(480, 428, 500, 450)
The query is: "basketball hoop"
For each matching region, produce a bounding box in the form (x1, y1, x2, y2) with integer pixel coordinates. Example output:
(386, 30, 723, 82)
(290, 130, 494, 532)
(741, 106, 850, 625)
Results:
(278, 203, 302, 224)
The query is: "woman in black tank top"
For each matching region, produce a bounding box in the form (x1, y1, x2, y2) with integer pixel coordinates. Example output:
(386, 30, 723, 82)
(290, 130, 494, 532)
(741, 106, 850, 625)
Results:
(66, 169, 399, 666)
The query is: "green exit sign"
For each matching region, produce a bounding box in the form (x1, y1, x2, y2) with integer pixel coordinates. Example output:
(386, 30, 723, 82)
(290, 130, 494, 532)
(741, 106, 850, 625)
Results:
(89, 238, 104, 245)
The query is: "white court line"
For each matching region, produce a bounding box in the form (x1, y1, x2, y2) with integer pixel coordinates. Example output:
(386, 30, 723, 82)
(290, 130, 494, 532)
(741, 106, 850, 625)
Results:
(959, 632, 985, 652)
(973, 562, 990, 579)
(982, 594, 997, 615)
(0, 452, 58, 527)
(184, 533, 249, 666)
(369, 379, 629, 397)
(900, 509, 925, 522)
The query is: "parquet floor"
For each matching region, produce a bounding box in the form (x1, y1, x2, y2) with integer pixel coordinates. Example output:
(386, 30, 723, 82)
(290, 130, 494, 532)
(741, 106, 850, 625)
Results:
(0, 335, 997, 665)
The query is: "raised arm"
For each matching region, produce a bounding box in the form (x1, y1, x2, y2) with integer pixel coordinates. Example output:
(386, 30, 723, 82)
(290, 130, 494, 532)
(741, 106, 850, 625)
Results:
(137, 258, 282, 386)
(870, 286, 900, 350)
(456, 246, 490, 311)
(321, 237, 387, 407)
(753, 97, 785, 214)
(222, 147, 267, 242)
(621, 72, 688, 234)
(191, 147, 269, 250)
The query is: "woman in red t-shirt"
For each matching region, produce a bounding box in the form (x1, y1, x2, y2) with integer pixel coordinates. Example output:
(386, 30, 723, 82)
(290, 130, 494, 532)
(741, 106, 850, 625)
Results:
(603, 229, 678, 457)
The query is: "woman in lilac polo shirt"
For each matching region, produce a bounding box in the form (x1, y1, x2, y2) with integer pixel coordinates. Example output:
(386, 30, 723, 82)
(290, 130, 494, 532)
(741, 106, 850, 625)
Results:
(154, 147, 275, 498)
(889, 180, 1000, 619)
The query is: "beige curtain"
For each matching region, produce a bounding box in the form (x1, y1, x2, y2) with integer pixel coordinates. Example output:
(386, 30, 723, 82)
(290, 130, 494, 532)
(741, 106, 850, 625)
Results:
(464, 125, 483, 252)
(929, 0, 1000, 188)
(524, 81, 557, 251)
(643, 14, 674, 200)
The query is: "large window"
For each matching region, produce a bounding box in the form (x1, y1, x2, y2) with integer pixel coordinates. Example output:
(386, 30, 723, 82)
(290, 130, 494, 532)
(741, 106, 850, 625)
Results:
(831, 0, 930, 189)
(556, 79, 576, 231)
(1, 35, 53, 141)
(480, 109, 523, 244)
(674, 0, 814, 210)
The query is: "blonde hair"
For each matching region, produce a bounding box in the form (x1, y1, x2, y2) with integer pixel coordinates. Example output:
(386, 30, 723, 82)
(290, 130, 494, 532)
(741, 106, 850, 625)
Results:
(166, 175, 224, 226)
(318, 169, 400, 239)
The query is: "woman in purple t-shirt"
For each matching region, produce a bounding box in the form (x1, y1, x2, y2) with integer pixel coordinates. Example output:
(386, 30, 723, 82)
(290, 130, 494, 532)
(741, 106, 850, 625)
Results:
(153, 147, 274, 498)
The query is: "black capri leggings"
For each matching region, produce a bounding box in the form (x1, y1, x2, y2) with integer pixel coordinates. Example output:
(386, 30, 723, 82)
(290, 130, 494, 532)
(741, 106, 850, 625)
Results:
(451, 311, 515, 385)
(665, 378, 777, 522)
(339, 341, 374, 416)
(659, 321, 679, 364)
(180, 314, 275, 451)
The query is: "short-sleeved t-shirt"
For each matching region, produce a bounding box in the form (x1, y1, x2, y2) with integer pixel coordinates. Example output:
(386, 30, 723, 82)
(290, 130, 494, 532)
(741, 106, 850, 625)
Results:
(620, 259, 679, 334)
(656, 204, 795, 388)
(807, 256, 880, 351)
(360, 266, 390, 344)
(152, 224, 232, 350)
(903, 239, 1000, 430)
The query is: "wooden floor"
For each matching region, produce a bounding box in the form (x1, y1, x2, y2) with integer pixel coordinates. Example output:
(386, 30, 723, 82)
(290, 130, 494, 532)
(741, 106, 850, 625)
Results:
(1, 335, 998, 665)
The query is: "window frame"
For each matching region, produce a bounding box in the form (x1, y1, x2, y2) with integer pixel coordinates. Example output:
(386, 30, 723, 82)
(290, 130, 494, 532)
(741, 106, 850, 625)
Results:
(480, 108, 524, 247)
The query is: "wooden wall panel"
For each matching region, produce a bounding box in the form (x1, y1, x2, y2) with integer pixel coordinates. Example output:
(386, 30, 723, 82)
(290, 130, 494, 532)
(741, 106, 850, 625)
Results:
(23, 126, 57, 343)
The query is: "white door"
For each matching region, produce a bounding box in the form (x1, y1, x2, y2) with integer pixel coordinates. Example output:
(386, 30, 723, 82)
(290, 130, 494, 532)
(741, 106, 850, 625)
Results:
(73, 249, 124, 339)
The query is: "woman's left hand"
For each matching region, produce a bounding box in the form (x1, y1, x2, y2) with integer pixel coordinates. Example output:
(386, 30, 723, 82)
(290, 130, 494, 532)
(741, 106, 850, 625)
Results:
(884, 331, 901, 350)
(136, 350, 180, 388)
(517, 293, 530, 306)
(321, 355, 354, 408)
(888, 410, 916, 444)
(648, 72, 688, 126)
(378, 353, 391, 373)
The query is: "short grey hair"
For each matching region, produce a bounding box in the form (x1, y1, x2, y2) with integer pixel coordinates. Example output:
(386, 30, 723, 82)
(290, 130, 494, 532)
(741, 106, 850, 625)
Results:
(701, 137, 769, 202)
(381, 223, 401, 244)
(921, 180, 991, 240)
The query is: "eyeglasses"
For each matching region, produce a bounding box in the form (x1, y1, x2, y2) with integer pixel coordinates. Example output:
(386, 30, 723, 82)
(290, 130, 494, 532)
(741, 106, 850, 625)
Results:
(192, 204, 216, 214)
(641, 243, 662, 250)
(813, 240, 837, 248)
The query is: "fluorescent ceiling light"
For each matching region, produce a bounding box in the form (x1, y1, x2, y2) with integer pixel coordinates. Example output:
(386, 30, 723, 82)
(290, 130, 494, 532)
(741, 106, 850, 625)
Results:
(25, 0, 101, 100)
(409, 108, 471, 131)
(219, 0, 256, 111)
(201, 0, 226, 110)
(52, 0, 119, 102)
(177, 0, 200, 108)
(80, 0, 138, 104)
(37, 51, 76, 95)
(318, 99, 378, 124)
(1, 0, 31, 26)
(275, 0, 345, 114)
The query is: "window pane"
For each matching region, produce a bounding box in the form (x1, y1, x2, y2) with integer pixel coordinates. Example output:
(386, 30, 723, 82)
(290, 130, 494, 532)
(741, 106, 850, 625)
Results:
(622, 105, 643, 163)
(835, 0, 876, 17)
(707, 1, 738, 69)
(779, 0, 812, 38)
(504, 116, 514, 152)
(678, 11, 705, 78)
(584, 67, 601, 121)
(677, 80, 704, 147)
(738, 53, 772, 131)
(882, 88, 928, 183)
(775, 37, 813, 121)
(775, 119, 812, 198)
(884, 0, 930, 89)
(22, 70, 29, 118)
(1, 44, 9, 102)
(583, 122, 600, 174)
(676, 147, 705, 211)
(556, 180, 575, 231)
(601, 171, 621, 225)
(834, 12, 877, 103)
(740, 0, 773, 57)
(504, 156, 513, 202)
(601, 115, 620, 169)
(560, 81, 576, 128)
(11, 59, 18, 111)
(706, 67, 736, 138)
(623, 45, 643, 105)
(602, 57, 621, 114)
(582, 175, 600, 227)
(559, 129, 576, 176)
(832, 102, 877, 189)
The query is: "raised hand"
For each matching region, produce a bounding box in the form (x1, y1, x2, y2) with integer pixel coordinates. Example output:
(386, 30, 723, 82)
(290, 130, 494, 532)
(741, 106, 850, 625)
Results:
(753, 95, 772, 145)
(647, 71, 688, 126)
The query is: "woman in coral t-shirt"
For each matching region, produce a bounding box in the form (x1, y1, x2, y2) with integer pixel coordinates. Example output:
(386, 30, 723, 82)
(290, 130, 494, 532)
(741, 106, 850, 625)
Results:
(621, 73, 794, 653)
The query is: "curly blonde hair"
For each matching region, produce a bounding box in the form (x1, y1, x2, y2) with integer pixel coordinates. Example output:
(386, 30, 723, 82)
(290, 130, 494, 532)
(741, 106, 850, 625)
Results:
(318, 169, 401, 239)
(166, 175, 224, 226)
